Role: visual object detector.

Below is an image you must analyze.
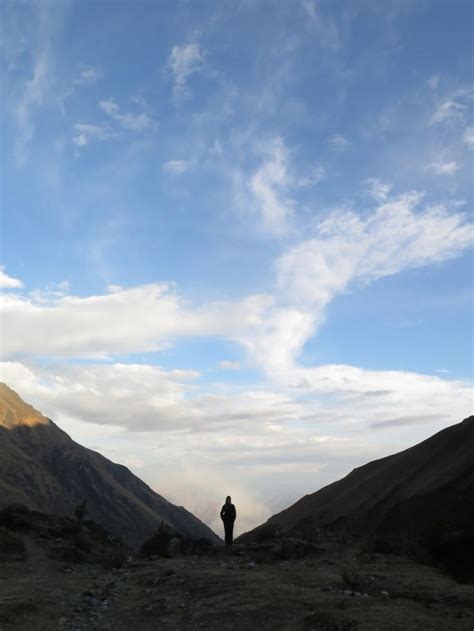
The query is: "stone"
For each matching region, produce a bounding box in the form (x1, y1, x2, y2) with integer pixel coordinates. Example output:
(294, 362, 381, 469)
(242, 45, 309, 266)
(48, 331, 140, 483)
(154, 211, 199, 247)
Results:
(381, 590, 390, 599)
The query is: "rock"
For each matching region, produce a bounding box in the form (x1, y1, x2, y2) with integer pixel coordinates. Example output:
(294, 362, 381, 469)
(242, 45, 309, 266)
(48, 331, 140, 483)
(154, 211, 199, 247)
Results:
(381, 590, 390, 599)
(344, 590, 353, 596)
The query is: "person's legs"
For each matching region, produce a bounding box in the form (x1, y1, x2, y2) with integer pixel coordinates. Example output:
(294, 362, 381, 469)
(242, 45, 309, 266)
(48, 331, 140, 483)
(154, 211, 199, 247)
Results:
(224, 521, 234, 545)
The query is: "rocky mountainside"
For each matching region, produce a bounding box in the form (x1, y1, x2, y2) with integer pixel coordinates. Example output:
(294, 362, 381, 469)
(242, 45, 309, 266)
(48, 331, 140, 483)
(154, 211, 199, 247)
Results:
(240, 416, 474, 548)
(0, 383, 219, 548)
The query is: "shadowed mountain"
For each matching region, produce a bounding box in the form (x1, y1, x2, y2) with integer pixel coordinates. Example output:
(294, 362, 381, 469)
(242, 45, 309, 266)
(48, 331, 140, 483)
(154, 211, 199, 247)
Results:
(239, 416, 474, 550)
(0, 383, 219, 548)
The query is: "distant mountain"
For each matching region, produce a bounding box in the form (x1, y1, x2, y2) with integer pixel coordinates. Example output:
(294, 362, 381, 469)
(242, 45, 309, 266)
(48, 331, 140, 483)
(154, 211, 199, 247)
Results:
(0, 383, 219, 548)
(240, 416, 474, 546)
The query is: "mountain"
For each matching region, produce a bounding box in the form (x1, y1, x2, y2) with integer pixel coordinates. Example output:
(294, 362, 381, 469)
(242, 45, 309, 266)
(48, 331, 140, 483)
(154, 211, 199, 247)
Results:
(240, 416, 474, 546)
(0, 383, 219, 548)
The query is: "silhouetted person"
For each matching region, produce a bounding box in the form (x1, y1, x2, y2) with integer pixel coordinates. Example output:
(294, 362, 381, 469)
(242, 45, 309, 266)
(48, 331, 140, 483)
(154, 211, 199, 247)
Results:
(220, 496, 236, 545)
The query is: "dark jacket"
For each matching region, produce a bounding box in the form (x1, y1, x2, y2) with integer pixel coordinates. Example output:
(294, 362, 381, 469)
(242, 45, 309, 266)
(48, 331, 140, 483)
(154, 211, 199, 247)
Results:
(220, 503, 236, 523)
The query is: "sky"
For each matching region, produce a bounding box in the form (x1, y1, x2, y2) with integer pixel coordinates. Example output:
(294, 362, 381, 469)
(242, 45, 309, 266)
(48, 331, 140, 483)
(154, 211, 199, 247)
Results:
(0, 0, 473, 536)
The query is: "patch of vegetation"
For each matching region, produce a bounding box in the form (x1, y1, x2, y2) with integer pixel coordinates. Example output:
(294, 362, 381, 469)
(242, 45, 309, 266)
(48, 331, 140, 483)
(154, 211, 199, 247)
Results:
(255, 523, 279, 543)
(304, 610, 359, 630)
(340, 565, 362, 591)
(0, 504, 32, 530)
(140, 522, 181, 558)
(425, 526, 474, 583)
(0, 528, 28, 561)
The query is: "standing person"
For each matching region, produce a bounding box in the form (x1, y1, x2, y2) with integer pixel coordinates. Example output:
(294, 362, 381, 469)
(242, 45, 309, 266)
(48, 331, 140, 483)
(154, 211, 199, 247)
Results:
(220, 496, 236, 546)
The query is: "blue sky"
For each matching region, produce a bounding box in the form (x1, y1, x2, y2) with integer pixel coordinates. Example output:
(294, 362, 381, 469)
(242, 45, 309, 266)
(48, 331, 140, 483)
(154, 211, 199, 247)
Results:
(1, 0, 473, 534)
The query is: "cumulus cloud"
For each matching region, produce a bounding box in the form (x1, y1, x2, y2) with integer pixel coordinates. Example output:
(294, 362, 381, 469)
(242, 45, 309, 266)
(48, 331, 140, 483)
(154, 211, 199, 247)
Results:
(167, 42, 205, 103)
(2, 187, 472, 377)
(0, 267, 23, 289)
(364, 178, 392, 202)
(0, 283, 273, 359)
(1, 359, 471, 533)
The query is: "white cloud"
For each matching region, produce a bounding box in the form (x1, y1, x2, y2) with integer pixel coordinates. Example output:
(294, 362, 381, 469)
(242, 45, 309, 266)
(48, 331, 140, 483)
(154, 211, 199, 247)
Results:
(163, 160, 190, 175)
(427, 74, 439, 90)
(296, 164, 326, 188)
(0, 267, 23, 289)
(167, 42, 205, 103)
(219, 360, 241, 371)
(72, 123, 117, 146)
(429, 99, 467, 126)
(0, 283, 273, 359)
(328, 134, 351, 149)
(463, 126, 474, 149)
(99, 99, 156, 131)
(1, 359, 471, 534)
(364, 178, 392, 202)
(74, 66, 101, 86)
(426, 160, 461, 176)
(14, 48, 51, 166)
(301, 0, 341, 51)
(249, 137, 295, 236)
(276, 192, 472, 318)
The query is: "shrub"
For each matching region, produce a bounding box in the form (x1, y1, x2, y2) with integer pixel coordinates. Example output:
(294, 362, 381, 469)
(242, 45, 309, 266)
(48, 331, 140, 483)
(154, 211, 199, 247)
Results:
(140, 522, 177, 558)
(0, 528, 28, 561)
(340, 565, 362, 591)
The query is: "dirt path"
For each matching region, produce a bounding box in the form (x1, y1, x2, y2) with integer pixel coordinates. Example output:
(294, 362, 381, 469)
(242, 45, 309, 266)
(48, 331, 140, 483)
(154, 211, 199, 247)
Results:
(1, 542, 474, 630)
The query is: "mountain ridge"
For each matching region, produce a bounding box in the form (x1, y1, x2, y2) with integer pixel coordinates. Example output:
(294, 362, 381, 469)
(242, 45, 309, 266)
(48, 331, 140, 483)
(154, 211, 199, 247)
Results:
(239, 415, 474, 543)
(0, 383, 219, 547)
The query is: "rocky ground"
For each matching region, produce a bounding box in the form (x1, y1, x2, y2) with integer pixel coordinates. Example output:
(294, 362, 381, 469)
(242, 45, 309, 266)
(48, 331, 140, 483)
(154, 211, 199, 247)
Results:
(1, 517, 473, 631)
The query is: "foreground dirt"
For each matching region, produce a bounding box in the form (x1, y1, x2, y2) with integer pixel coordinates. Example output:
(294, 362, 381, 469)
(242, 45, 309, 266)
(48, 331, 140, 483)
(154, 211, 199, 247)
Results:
(1, 536, 473, 631)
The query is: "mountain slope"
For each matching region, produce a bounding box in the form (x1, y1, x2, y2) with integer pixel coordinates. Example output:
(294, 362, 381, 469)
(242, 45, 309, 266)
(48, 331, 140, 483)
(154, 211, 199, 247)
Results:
(0, 383, 219, 548)
(240, 416, 474, 542)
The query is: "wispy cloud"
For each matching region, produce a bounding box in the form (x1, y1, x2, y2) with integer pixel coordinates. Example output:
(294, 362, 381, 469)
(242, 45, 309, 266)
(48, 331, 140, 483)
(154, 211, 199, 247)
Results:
(167, 42, 205, 103)
(302, 0, 341, 51)
(163, 160, 191, 175)
(328, 134, 351, 150)
(219, 360, 241, 371)
(73, 65, 102, 86)
(429, 99, 467, 126)
(296, 164, 326, 188)
(99, 99, 156, 131)
(72, 123, 117, 146)
(248, 137, 295, 236)
(426, 160, 461, 176)
(427, 74, 439, 90)
(463, 126, 474, 149)
(14, 48, 51, 166)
